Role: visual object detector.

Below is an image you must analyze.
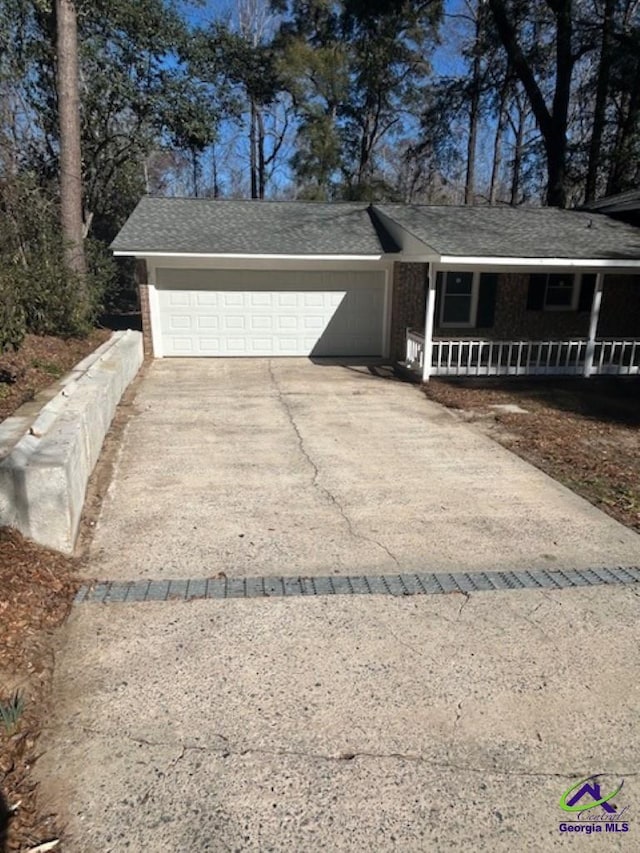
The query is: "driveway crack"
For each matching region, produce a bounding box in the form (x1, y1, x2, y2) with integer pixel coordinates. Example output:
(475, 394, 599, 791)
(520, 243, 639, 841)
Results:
(77, 727, 640, 779)
(267, 360, 400, 567)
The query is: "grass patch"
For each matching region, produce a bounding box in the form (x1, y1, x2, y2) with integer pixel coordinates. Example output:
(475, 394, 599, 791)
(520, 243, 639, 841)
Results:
(0, 692, 25, 736)
(30, 359, 64, 378)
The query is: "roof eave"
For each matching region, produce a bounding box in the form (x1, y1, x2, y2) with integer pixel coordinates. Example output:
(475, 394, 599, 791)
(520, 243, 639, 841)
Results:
(435, 255, 640, 269)
(112, 250, 391, 261)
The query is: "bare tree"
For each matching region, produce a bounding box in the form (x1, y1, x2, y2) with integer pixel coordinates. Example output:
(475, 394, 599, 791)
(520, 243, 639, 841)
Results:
(237, 0, 276, 199)
(488, 0, 575, 207)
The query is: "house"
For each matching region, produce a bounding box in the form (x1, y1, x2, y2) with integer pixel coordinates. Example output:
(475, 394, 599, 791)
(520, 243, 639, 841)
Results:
(112, 198, 640, 379)
(585, 189, 640, 228)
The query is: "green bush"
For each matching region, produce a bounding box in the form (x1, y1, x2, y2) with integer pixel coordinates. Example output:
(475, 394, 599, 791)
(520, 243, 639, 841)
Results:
(0, 266, 27, 352)
(0, 178, 114, 343)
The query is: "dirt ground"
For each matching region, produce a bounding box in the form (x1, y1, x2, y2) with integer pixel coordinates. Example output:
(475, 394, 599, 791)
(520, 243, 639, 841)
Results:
(0, 530, 78, 852)
(0, 330, 110, 424)
(423, 377, 640, 533)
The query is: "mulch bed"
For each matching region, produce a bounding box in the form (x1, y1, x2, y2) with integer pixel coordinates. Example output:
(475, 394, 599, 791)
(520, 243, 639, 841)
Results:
(423, 378, 640, 533)
(0, 529, 79, 852)
(0, 330, 110, 424)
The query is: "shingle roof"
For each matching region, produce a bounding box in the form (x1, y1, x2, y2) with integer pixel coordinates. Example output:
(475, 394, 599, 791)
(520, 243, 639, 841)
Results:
(111, 197, 392, 256)
(586, 188, 640, 215)
(112, 197, 640, 260)
(376, 204, 640, 260)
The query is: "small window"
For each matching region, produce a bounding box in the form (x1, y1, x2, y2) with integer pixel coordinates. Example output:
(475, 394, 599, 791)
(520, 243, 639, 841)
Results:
(439, 271, 477, 327)
(526, 273, 582, 312)
(545, 273, 577, 309)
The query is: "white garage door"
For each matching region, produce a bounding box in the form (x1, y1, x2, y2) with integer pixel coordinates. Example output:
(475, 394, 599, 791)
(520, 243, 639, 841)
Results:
(155, 268, 387, 357)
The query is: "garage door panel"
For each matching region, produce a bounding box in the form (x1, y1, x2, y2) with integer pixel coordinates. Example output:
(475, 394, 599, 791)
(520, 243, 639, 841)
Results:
(196, 316, 219, 330)
(156, 270, 386, 357)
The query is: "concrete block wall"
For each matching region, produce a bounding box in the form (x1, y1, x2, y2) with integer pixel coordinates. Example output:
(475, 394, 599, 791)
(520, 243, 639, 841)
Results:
(0, 330, 143, 554)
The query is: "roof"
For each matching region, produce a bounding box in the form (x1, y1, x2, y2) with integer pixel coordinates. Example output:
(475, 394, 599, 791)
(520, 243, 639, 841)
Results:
(112, 196, 640, 261)
(586, 189, 640, 216)
(376, 204, 640, 260)
(110, 197, 393, 256)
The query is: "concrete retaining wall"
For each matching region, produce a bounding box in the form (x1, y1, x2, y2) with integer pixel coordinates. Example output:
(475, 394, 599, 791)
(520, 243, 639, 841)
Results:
(0, 330, 143, 553)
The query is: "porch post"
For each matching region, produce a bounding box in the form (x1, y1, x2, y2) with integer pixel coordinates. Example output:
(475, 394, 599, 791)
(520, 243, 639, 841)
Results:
(422, 263, 437, 383)
(583, 272, 604, 378)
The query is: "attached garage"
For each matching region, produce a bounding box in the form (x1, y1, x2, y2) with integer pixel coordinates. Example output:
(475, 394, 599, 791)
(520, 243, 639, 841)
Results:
(155, 268, 388, 357)
(112, 197, 398, 360)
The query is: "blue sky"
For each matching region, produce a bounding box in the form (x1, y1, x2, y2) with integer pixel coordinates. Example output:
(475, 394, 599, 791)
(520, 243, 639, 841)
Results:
(169, 0, 479, 197)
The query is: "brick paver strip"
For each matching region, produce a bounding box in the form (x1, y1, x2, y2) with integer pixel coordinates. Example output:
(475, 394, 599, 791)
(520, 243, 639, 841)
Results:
(75, 566, 640, 605)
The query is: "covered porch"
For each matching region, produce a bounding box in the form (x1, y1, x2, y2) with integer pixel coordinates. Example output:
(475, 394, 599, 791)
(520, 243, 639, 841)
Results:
(398, 262, 640, 381)
(405, 331, 640, 378)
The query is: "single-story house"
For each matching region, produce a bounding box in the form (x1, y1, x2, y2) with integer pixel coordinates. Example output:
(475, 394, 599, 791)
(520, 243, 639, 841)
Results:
(111, 198, 640, 379)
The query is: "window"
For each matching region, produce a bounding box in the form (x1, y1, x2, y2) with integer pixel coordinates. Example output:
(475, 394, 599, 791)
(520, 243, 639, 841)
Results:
(544, 273, 578, 309)
(439, 271, 478, 327)
(527, 273, 581, 312)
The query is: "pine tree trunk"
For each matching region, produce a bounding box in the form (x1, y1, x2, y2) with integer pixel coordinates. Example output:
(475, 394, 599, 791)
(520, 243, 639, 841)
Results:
(55, 0, 87, 293)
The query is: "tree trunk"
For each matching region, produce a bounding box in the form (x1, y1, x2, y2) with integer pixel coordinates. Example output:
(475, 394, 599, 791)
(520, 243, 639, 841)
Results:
(249, 97, 258, 199)
(465, 2, 483, 205)
(510, 105, 525, 206)
(257, 107, 266, 199)
(606, 83, 640, 194)
(192, 148, 199, 197)
(585, 0, 615, 203)
(490, 75, 510, 204)
(55, 0, 88, 292)
(488, 0, 573, 208)
(212, 146, 220, 198)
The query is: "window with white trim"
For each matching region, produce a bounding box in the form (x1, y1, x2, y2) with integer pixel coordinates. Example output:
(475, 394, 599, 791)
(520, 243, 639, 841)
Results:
(438, 271, 479, 327)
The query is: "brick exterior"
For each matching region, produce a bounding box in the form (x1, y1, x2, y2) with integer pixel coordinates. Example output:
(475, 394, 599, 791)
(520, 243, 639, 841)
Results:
(599, 274, 640, 337)
(135, 260, 153, 357)
(390, 262, 428, 361)
(433, 271, 640, 341)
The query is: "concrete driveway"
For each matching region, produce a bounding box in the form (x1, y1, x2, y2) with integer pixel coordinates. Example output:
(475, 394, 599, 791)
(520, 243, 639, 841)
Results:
(38, 360, 640, 851)
(89, 358, 639, 578)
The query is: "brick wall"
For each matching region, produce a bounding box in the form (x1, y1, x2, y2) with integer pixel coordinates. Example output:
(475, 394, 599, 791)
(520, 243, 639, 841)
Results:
(490, 273, 589, 340)
(135, 260, 153, 357)
(390, 262, 427, 361)
(435, 273, 591, 339)
(599, 274, 640, 337)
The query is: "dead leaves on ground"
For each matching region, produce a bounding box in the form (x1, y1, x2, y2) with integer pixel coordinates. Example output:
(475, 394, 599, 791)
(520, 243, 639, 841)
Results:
(0, 528, 78, 851)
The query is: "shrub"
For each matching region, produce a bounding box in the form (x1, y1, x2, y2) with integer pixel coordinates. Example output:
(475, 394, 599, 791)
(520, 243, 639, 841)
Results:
(0, 266, 27, 352)
(1, 177, 112, 342)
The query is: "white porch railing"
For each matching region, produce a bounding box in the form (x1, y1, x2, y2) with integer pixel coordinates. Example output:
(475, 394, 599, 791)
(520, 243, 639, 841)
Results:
(405, 330, 640, 377)
(406, 328, 425, 372)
